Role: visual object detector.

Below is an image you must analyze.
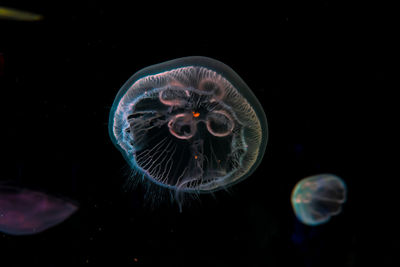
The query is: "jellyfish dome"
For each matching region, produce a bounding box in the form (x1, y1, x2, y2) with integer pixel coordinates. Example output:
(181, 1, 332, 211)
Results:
(109, 56, 268, 194)
(291, 174, 347, 226)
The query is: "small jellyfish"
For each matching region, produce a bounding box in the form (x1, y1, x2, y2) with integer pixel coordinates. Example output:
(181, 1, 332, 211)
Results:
(0, 185, 78, 235)
(291, 174, 347, 226)
(109, 56, 268, 204)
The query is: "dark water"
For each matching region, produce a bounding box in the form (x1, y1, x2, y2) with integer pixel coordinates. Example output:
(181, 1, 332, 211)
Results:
(0, 0, 395, 266)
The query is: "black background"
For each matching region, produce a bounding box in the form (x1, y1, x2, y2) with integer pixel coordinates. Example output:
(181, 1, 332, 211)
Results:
(0, 0, 396, 266)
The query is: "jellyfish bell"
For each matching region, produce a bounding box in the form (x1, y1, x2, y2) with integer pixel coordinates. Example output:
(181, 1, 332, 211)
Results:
(291, 174, 347, 226)
(109, 56, 268, 208)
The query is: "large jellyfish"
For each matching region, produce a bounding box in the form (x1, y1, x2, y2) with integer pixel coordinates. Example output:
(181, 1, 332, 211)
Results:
(291, 174, 347, 226)
(109, 56, 268, 201)
(0, 185, 78, 235)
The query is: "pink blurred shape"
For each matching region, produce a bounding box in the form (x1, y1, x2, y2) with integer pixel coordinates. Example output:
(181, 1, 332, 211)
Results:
(0, 185, 78, 235)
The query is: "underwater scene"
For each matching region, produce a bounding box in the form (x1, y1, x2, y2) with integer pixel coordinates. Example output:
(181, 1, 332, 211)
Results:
(0, 1, 394, 266)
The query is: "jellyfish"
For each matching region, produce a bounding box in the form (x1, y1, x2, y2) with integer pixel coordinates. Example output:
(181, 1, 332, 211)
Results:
(291, 174, 347, 226)
(0, 185, 78, 235)
(0, 6, 43, 21)
(109, 56, 268, 205)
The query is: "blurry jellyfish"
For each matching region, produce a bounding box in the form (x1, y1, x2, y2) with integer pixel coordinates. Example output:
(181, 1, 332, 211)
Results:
(291, 174, 347, 226)
(0, 6, 43, 21)
(0, 185, 78, 235)
(109, 56, 268, 206)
